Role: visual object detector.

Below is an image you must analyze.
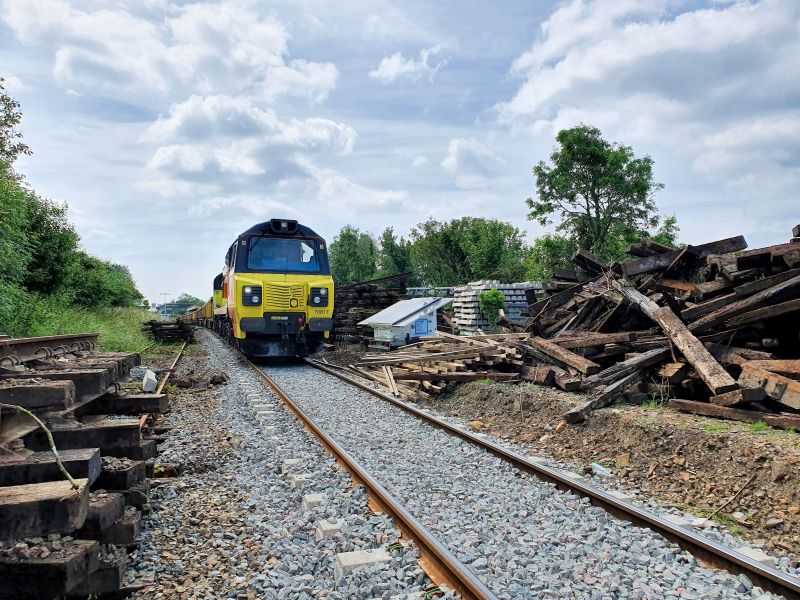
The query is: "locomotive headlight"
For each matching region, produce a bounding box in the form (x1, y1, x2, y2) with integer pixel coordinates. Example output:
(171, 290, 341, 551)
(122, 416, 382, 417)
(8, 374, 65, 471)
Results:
(242, 285, 262, 306)
(309, 287, 328, 307)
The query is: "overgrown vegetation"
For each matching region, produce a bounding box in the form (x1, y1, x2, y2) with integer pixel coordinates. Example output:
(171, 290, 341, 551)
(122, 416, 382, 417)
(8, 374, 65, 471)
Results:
(329, 125, 679, 287)
(0, 75, 144, 338)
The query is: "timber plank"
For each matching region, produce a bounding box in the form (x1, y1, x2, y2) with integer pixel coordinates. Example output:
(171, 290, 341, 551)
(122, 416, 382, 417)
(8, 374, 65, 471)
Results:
(529, 336, 601, 374)
(614, 283, 738, 395)
(621, 236, 747, 276)
(668, 399, 800, 430)
(554, 331, 638, 349)
(739, 364, 800, 410)
(724, 297, 800, 328)
(689, 273, 800, 332)
(743, 359, 800, 378)
(733, 269, 800, 298)
(564, 370, 644, 423)
(581, 347, 670, 389)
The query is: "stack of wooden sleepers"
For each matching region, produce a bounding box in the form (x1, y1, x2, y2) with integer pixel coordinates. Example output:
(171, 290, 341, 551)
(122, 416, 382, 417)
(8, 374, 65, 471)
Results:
(0, 339, 171, 598)
(142, 319, 194, 343)
(331, 225, 800, 429)
(332, 272, 410, 343)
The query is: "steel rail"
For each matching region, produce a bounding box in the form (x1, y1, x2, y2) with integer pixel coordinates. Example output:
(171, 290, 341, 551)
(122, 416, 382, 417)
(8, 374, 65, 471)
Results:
(248, 361, 497, 600)
(306, 358, 800, 600)
(0, 333, 100, 366)
(155, 341, 187, 395)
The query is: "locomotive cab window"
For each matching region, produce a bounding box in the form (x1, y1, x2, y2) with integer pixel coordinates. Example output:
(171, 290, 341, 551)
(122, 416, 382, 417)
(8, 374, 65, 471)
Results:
(245, 237, 326, 274)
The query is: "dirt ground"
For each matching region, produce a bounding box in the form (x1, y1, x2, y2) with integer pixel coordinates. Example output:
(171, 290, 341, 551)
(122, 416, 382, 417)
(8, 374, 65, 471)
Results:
(420, 379, 800, 559)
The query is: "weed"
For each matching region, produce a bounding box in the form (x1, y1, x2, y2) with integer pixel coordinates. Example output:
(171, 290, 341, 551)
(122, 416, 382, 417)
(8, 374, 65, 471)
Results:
(477, 378, 493, 385)
(703, 422, 729, 433)
(642, 397, 666, 412)
(747, 421, 770, 433)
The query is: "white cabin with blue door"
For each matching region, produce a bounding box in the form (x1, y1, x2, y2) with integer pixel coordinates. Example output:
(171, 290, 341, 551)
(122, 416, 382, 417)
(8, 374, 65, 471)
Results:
(358, 297, 453, 348)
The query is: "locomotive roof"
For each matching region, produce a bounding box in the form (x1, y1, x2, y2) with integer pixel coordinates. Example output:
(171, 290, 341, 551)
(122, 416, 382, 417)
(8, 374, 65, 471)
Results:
(238, 220, 324, 240)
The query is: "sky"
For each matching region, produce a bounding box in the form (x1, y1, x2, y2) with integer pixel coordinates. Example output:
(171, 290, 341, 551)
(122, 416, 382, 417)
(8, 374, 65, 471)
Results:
(1, 0, 798, 303)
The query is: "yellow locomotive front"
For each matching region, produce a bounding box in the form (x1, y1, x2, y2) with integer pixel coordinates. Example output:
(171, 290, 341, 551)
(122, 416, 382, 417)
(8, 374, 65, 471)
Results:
(221, 219, 334, 357)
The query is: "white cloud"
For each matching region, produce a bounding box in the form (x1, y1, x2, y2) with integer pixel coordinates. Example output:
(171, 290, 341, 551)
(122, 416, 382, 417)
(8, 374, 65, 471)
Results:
(1, 73, 28, 92)
(189, 194, 298, 218)
(1, 0, 339, 102)
(412, 154, 429, 168)
(497, 0, 800, 237)
(369, 45, 449, 84)
(441, 138, 505, 189)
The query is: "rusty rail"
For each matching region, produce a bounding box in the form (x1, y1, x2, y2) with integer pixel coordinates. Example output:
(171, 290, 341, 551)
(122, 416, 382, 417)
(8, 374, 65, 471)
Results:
(249, 362, 497, 600)
(307, 358, 800, 600)
(155, 341, 187, 395)
(0, 333, 99, 367)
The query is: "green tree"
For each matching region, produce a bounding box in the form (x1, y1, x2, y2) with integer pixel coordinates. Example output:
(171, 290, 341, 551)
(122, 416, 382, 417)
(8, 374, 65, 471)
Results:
(525, 234, 576, 282)
(23, 194, 80, 294)
(410, 217, 527, 286)
(0, 76, 31, 164)
(376, 227, 412, 279)
(64, 253, 142, 308)
(329, 225, 378, 284)
(527, 124, 669, 260)
(176, 293, 205, 306)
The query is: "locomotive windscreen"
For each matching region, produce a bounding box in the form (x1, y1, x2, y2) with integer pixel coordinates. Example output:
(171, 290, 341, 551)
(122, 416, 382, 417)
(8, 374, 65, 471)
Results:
(245, 237, 328, 274)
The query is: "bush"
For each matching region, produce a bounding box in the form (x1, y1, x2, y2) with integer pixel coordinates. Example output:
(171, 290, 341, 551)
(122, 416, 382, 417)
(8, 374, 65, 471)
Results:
(64, 253, 142, 308)
(478, 289, 506, 324)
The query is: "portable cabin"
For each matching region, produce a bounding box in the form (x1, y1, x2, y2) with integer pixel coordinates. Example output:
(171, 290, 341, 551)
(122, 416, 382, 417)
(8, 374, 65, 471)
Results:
(358, 297, 453, 349)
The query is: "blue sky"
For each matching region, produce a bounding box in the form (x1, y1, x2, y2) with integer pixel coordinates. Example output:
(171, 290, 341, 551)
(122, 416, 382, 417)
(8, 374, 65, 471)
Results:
(1, 0, 798, 302)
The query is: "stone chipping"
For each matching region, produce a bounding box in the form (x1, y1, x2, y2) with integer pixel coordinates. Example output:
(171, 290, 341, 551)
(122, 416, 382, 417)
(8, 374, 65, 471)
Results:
(263, 362, 790, 600)
(126, 330, 437, 599)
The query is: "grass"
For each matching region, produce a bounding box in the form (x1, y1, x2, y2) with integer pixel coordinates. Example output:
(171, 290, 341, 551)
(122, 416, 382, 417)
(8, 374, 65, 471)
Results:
(25, 302, 154, 352)
(703, 422, 730, 433)
(747, 420, 770, 434)
(642, 397, 667, 412)
(477, 378, 494, 385)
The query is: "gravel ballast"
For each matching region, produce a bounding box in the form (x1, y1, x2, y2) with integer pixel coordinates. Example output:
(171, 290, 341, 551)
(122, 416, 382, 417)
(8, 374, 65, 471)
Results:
(127, 330, 436, 599)
(263, 362, 790, 600)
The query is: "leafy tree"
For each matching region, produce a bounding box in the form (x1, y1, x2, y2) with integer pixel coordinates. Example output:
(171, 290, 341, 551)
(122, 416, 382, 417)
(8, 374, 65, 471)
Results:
(23, 194, 80, 294)
(410, 217, 527, 286)
(329, 225, 377, 284)
(376, 227, 412, 279)
(0, 76, 31, 164)
(176, 293, 205, 306)
(64, 253, 142, 308)
(527, 124, 670, 260)
(525, 234, 576, 282)
(478, 289, 506, 324)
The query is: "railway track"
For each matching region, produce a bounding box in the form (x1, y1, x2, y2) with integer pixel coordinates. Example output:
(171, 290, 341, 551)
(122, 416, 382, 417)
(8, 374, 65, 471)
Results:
(245, 354, 800, 600)
(305, 358, 800, 599)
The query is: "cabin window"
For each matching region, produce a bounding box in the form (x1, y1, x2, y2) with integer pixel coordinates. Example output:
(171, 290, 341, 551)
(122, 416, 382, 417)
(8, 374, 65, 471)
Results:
(246, 237, 321, 273)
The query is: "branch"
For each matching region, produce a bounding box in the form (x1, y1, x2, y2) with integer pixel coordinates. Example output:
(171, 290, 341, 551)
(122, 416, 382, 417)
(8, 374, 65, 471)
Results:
(0, 403, 80, 489)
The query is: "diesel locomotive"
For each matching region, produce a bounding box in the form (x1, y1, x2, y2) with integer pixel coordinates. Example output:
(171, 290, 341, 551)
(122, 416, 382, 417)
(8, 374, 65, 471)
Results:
(187, 219, 334, 357)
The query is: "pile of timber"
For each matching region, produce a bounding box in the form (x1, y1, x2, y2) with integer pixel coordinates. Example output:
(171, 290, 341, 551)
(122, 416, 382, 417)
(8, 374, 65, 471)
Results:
(334, 226, 800, 429)
(333, 272, 410, 343)
(0, 341, 171, 598)
(453, 280, 542, 334)
(142, 319, 194, 343)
